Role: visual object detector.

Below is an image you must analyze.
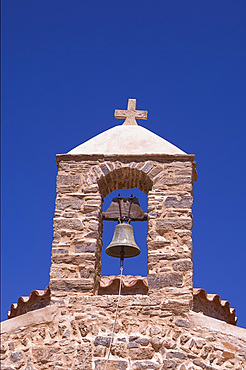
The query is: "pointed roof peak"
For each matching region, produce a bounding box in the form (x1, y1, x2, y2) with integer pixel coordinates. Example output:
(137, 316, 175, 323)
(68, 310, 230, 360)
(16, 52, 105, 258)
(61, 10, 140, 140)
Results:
(67, 98, 187, 155)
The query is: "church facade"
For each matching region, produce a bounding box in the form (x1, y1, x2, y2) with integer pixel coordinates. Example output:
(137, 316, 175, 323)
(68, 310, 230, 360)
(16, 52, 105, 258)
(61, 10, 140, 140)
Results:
(1, 99, 246, 369)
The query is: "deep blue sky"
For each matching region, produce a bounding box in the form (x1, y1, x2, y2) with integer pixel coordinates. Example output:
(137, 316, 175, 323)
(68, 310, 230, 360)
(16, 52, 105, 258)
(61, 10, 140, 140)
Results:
(2, 1, 246, 327)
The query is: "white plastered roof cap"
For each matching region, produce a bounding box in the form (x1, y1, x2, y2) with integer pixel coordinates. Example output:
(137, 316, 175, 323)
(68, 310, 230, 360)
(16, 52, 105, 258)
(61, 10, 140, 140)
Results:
(67, 99, 186, 155)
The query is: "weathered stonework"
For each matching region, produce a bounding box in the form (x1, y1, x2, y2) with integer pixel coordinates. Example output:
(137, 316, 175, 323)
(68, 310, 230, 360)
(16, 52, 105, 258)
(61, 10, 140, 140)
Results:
(1, 304, 246, 369)
(50, 153, 196, 313)
(2, 100, 245, 369)
(7, 280, 237, 326)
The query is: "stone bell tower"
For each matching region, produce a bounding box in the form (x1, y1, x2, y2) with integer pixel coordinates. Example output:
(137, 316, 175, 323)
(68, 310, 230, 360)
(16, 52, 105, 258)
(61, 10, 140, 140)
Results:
(3, 99, 245, 370)
(50, 98, 197, 314)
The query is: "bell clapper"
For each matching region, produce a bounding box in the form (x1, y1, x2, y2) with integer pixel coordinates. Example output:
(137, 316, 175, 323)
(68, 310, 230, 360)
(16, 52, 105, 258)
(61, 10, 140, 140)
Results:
(120, 246, 125, 266)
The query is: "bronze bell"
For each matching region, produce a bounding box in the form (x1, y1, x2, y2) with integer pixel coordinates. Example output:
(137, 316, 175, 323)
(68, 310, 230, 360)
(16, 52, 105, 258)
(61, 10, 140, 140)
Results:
(105, 222, 140, 259)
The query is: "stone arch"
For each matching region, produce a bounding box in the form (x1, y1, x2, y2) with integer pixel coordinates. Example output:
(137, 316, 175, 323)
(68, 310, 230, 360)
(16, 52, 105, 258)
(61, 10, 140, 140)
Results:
(97, 166, 153, 199)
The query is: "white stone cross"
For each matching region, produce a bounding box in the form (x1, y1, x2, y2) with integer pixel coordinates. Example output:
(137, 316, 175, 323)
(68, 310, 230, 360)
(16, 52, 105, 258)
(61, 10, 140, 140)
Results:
(114, 98, 148, 126)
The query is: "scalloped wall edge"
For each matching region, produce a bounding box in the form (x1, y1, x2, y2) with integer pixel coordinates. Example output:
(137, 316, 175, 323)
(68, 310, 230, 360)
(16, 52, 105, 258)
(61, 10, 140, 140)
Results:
(7, 278, 237, 325)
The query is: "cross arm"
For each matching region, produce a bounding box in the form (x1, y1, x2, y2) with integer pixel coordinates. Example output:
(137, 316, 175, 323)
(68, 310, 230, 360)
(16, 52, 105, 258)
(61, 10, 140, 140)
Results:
(114, 109, 148, 120)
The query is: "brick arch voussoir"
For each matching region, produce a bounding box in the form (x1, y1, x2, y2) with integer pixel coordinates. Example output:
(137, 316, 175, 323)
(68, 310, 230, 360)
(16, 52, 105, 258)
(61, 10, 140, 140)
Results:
(98, 166, 153, 199)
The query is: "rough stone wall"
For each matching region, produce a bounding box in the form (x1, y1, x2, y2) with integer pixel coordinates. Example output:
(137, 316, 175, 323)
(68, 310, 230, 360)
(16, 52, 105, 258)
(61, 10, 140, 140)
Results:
(50, 154, 196, 312)
(2, 153, 246, 369)
(1, 304, 246, 370)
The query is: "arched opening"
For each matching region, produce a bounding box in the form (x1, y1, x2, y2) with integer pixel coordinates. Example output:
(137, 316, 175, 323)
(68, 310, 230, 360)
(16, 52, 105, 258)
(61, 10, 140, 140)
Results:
(97, 166, 153, 280)
(95, 166, 153, 294)
(101, 188, 148, 277)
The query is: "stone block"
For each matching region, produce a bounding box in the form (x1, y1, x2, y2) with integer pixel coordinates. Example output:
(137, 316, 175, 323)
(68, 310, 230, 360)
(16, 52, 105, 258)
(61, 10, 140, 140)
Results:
(150, 326, 161, 336)
(164, 196, 193, 209)
(54, 218, 83, 231)
(150, 310, 161, 317)
(180, 334, 191, 345)
(117, 337, 127, 342)
(162, 359, 177, 369)
(165, 161, 191, 168)
(162, 338, 177, 349)
(175, 169, 192, 176)
(136, 338, 149, 346)
(172, 260, 192, 272)
(175, 319, 190, 328)
(32, 347, 48, 363)
(148, 253, 183, 263)
(110, 343, 127, 357)
(94, 336, 111, 347)
(129, 347, 155, 360)
(151, 337, 162, 351)
(79, 265, 95, 279)
(148, 240, 171, 251)
(132, 360, 161, 369)
(56, 198, 83, 210)
(57, 175, 81, 186)
(94, 360, 128, 370)
(156, 218, 192, 232)
(52, 248, 68, 254)
(156, 176, 191, 185)
(148, 273, 183, 289)
(83, 173, 97, 186)
(127, 342, 138, 348)
(84, 184, 99, 193)
(140, 162, 153, 174)
(166, 350, 186, 359)
(222, 350, 235, 359)
(64, 345, 76, 354)
(83, 203, 100, 213)
(78, 320, 89, 337)
(93, 345, 106, 357)
(81, 231, 99, 240)
(83, 210, 100, 219)
(92, 166, 104, 180)
(194, 338, 206, 349)
(51, 254, 95, 265)
(129, 336, 139, 342)
(0, 344, 7, 354)
(53, 231, 61, 242)
(192, 358, 207, 368)
(75, 342, 92, 370)
(99, 164, 111, 176)
(10, 351, 23, 363)
(188, 338, 195, 349)
(50, 278, 94, 292)
(160, 299, 191, 314)
(148, 165, 163, 179)
(75, 241, 97, 253)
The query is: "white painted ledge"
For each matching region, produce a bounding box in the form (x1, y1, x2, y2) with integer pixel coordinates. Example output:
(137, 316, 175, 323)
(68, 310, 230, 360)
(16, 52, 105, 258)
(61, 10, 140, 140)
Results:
(189, 311, 246, 339)
(1, 305, 58, 334)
